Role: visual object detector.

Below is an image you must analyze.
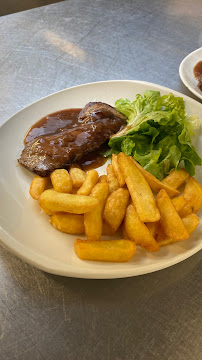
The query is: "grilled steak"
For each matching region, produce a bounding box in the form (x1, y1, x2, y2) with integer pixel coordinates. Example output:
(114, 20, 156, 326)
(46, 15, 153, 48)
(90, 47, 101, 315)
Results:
(18, 102, 127, 176)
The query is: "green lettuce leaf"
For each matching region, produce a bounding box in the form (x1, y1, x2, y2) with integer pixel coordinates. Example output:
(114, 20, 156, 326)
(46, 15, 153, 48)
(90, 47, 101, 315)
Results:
(109, 90, 201, 179)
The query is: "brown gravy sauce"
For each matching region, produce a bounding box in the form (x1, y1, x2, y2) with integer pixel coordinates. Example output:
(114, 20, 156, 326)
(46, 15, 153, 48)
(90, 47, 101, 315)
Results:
(193, 61, 202, 79)
(24, 108, 108, 171)
(194, 61, 202, 91)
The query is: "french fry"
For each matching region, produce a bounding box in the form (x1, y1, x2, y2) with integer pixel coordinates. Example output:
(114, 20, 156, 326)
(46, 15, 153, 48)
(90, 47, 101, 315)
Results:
(172, 195, 188, 213)
(183, 176, 202, 213)
(29, 175, 49, 200)
(156, 189, 189, 240)
(106, 164, 120, 194)
(146, 222, 158, 238)
(162, 169, 189, 189)
(124, 204, 160, 251)
(178, 203, 193, 217)
(50, 213, 84, 234)
(102, 221, 116, 236)
(157, 213, 199, 247)
(99, 175, 107, 183)
(131, 158, 180, 198)
(118, 153, 160, 222)
(157, 235, 178, 247)
(84, 183, 109, 241)
(122, 223, 129, 240)
(182, 213, 200, 234)
(50, 169, 72, 193)
(111, 154, 125, 187)
(40, 189, 99, 214)
(103, 188, 129, 231)
(77, 170, 99, 195)
(71, 187, 79, 194)
(74, 238, 136, 262)
(40, 204, 55, 216)
(69, 167, 86, 188)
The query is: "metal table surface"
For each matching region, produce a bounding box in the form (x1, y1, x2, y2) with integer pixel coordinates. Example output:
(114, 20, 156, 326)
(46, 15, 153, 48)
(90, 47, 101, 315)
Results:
(0, 1, 202, 359)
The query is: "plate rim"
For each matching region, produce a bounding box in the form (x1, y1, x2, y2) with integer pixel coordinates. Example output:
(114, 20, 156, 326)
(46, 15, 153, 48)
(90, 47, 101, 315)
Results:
(0, 79, 202, 279)
(0, 226, 201, 279)
(179, 47, 202, 100)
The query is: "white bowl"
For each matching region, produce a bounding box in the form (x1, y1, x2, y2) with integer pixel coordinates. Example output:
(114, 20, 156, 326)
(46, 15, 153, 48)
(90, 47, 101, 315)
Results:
(179, 47, 202, 100)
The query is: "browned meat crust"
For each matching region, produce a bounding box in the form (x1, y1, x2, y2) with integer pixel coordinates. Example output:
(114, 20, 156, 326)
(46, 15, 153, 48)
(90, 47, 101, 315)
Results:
(18, 102, 127, 176)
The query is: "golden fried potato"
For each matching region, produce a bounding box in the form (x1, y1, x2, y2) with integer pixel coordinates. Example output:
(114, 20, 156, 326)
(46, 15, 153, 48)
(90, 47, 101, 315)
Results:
(102, 221, 116, 236)
(98, 175, 108, 183)
(40, 204, 55, 216)
(29, 175, 49, 200)
(178, 203, 193, 217)
(118, 153, 160, 222)
(77, 170, 99, 195)
(162, 169, 189, 189)
(183, 176, 202, 213)
(172, 195, 188, 213)
(111, 154, 125, 187)
(157, 235, 178, 247)
(145, 222, 158, 238)
(74, 238, 136, 262)
(156, 189, 189, 240)
(50, 213, 84, 234)
(103, 188, 129, 232)
(156, 213, 199, 247)
(122, 223, 129, 240)
(84, 183, 109, 241)
(131, 158, 180, 198)
(50, 169, 72, 193)
(182, 213, 200, 234)
(106, 164, 120, 194)
(69, 167, 86, 188)
(40, 189, 99, 214)
(124, 204, 159, 252)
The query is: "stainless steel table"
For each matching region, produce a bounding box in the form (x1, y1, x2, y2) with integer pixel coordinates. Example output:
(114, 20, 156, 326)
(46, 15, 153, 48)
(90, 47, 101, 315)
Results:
(0, 1, 202, 359)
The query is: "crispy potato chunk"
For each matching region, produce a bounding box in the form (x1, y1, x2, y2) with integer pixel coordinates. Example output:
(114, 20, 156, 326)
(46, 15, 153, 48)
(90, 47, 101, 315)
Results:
(172, 195, 188, 213)
(118, 153, 160, 222)
(178, 203, 193, 217)
(111, 154, 125, 187)
(162, 169, 189, 189)
(50, 213, 84, 234)
(77, 170, 99, 195)
(74, 238, 136, 262)
(40, 204, 55, 215)
(156, 189, 189, 240)
(102, 221, 116, 236)
(50, 169, 72, 193)
(183, 176, 202, 213)
(106, 164, 120, 194)
(131, 158, 180, 198)
(84, 183, 109, 241)
(181, 213, 200, 234)
(98, 175, 108, 183)
(29, 175, 49, 200)
(69, 167, 86, 188)
(122, 223, 129, 240)
(124, 204, 159, 252)
(103, 188, 129, 232)
(145, 222, 158, 238)
(40, 189, 99, 214)
(157, 213, 199, 247)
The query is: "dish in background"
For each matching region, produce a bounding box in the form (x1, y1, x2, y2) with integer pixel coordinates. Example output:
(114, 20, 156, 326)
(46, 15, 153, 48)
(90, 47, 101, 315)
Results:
(179, 47, 202, 100)
(0, 80, 201, 279)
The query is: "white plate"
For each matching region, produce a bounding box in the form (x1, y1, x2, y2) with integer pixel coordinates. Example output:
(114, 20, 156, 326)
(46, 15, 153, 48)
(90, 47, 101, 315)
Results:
(179, 47, 202, 100)
(0, 80, 201, 279)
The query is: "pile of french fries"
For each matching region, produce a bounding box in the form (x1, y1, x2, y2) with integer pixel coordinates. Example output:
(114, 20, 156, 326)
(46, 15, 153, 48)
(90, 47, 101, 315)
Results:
(29, 153, 202, 262)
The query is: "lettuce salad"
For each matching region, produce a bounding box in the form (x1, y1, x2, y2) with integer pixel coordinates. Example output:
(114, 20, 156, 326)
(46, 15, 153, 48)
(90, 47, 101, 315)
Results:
(108, 90, 201, 180)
